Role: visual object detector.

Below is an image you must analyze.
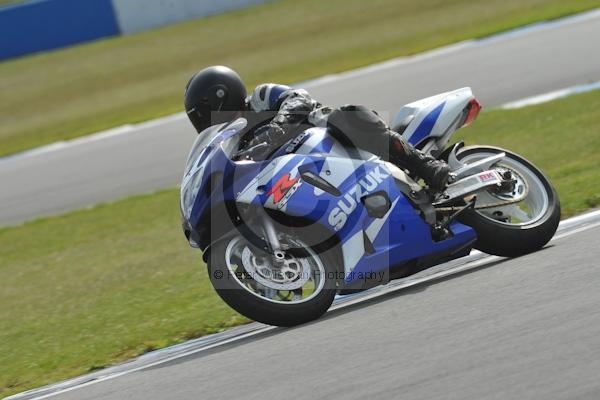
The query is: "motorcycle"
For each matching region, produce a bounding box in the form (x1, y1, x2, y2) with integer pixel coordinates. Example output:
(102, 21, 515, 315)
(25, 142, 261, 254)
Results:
(180, 88, 560, 327)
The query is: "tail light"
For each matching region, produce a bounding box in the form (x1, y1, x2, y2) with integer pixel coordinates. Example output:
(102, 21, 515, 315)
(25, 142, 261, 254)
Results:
(462, 98, 482, 127)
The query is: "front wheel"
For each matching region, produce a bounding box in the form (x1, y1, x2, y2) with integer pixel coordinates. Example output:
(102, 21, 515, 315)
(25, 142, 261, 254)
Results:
(207, 234, 340, 327)
(456, 146, 560, 257)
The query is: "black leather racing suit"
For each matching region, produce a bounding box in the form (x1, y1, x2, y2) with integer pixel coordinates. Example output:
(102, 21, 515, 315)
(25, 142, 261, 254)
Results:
(245, 84, 450, 190)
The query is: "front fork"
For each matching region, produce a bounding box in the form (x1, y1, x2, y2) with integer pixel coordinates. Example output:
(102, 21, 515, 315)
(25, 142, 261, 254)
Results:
(261, 216, 286, 261)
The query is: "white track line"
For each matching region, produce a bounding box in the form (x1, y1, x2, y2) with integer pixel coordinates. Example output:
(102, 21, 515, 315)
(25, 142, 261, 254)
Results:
(501, 81, 600, 109)
(8, 209, 600, 400)
(301, 8, 600, 88)
(2, 8, 600, 165)
(0, 113, 186, 164)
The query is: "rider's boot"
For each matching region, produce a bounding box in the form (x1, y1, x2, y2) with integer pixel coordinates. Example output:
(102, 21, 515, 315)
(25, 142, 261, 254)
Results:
(387, 131, 451, 191)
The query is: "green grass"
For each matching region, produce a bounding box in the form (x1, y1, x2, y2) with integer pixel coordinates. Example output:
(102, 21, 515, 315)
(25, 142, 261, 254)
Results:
(1, 0, 600, 157)
(0, 0, 23, 6)
(0, 190, 249, 398)
(1, 89, 600, 397)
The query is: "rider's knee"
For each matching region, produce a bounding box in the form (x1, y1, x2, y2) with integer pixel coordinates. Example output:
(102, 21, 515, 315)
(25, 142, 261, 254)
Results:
(327, 105, 388, 148)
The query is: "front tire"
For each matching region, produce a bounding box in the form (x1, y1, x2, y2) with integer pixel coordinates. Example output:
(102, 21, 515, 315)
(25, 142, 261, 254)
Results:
(456, 146, 560, 257)
(207, 235, 340, 327)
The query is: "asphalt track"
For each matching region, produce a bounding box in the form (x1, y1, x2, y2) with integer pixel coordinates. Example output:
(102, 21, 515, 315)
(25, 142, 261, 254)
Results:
(13, 213, 600, 400)
(1, 10, 600, 226)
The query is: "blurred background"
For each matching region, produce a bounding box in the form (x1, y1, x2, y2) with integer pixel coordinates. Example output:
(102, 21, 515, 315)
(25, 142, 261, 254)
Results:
(1, 0, 599, 398)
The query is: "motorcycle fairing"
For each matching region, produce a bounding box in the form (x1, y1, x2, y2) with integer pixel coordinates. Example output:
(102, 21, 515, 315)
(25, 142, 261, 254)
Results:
(393, 87, 475, 150)
(182, 117, 476, 287)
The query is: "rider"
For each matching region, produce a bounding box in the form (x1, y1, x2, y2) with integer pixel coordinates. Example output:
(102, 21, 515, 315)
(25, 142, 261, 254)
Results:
(184, 66, 451, 190)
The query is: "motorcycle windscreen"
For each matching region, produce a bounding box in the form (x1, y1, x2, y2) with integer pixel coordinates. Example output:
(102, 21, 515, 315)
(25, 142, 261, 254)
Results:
(183, 118, 248, 175)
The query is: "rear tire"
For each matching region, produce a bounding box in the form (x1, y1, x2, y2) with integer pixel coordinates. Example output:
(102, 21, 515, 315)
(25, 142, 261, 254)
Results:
(456, 146, 560, 257)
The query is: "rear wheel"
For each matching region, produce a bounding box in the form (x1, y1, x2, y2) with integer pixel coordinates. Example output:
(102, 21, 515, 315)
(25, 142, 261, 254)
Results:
(207, 234, 340, 327)
(456, 146, 560, 257)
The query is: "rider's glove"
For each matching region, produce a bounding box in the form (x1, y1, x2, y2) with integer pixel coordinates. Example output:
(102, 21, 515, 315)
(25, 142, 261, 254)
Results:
(252, 123, 286, 144)
(243, 123, 287, 157)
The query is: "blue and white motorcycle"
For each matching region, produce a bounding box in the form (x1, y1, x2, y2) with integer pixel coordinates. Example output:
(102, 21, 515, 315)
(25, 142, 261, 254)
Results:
(180, 88, 560, 326)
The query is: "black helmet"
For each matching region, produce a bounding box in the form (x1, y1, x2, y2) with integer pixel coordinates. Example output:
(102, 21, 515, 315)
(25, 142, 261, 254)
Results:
(184, 66, 247, 133)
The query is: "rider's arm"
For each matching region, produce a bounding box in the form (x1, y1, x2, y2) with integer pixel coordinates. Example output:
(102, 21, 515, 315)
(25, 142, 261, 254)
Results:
(245, 85, 320, 150)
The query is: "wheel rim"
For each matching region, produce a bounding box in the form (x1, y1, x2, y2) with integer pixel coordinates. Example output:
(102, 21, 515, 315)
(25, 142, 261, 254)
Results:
(459, 151, 550, 226)
(224, 236, 327, 304)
